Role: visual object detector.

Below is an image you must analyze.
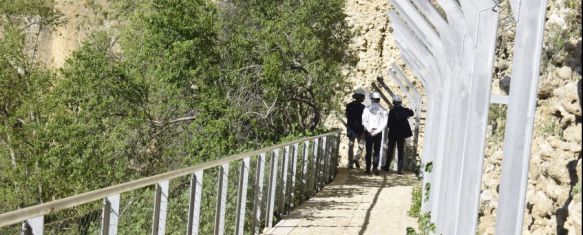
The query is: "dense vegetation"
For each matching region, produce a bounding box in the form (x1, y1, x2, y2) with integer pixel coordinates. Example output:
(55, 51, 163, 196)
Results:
(0, 0, 354, 228)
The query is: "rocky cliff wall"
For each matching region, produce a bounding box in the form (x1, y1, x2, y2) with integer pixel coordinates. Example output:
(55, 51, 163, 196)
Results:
(31, 0, 117, 68)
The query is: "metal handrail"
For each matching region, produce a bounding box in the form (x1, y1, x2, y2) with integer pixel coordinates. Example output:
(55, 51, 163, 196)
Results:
(0, 130, 341, 228)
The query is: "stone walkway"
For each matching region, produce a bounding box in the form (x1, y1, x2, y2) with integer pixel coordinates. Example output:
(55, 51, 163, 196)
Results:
(263, 167, 419, 235)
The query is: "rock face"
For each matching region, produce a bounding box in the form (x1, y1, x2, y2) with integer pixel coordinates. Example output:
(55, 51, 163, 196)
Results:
(32, 0, 118, 68)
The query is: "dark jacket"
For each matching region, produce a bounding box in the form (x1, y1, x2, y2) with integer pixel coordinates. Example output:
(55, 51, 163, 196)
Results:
(346, 101, 365, 136)
(387, 105, 414, 140)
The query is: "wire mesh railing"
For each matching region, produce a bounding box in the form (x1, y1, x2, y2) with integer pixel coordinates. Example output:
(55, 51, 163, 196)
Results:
(0, 131, 341, 235)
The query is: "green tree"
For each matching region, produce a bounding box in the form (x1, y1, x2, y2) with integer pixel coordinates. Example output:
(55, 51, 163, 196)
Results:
(0, 0, 62, 211)
(0, 1, 355, 232)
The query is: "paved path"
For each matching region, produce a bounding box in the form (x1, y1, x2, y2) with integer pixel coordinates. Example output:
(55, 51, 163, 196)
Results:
(263, 168, 419, 235)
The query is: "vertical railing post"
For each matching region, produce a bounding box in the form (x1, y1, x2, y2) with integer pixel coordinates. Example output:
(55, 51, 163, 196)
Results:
(320, 136, 328, 188)
(187, 171, 204, 235)
(327, 135, 335, 182)
(300, 141, 310, 200)
(290, 143, 299, 207)
(335, 134, 341, 176)
(327, 135, 334, 182)
(152, 181, 169, 235)
(214, 163, 229, 235)
(310, 138, 319, 193)
(266, 149, 279, 228)
(101, 194, 120, 235)
(21, 216, 43, 235)
(252, 153, 266, 234)
(329, 135, 335, 178)
(235, 157, 250, 235)
(102, 199, 111, 235)
(380, 127, 391, 171)
(279, 146, 290, 214)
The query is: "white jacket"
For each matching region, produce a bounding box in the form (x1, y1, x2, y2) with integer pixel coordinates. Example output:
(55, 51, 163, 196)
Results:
(362, 103, 388, 136)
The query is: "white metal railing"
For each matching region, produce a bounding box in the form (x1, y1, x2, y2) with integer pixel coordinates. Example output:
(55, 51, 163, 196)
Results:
(0, 131, 341, 235)
(387, 0, 548, 234)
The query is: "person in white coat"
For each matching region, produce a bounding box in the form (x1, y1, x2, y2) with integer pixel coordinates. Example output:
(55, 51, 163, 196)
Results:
(362, 91, 388, 175)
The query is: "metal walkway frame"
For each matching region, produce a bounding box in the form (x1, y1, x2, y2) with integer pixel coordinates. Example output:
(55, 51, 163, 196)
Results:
(388, 0, 548, 234)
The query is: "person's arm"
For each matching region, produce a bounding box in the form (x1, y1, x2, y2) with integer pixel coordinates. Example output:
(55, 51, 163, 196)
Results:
(370, 111, 388, 136)
(406, 108, 414, 118)
(378, 111, 388, 132)
(345, 104, 350, 120)
(361, 109, 370, 133)
(387, 110, 393, 129)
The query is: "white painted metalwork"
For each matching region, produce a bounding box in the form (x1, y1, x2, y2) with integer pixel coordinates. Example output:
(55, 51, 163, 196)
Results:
(187, 171, 203, 235)
(389, 67, 422, 163)
(300, 140, 310, 200)
(393, 34, 441, 189)
(101, 194, 120, 235)
(388, 11, 442, 78)
(491, 94, 509, 104)
(389, 0, 547, 233)
(509, 0, 520, 21)
(290, 143, 299, 206)
(279, 146, 290, 214)
(320, 136, 328, 188)
(328, 136, 336, 181)
(266, 149, 279, 228)
(379, 127, 389, 170)
(453, 3, 500, 234)
(23, 216, 43, 235)
(235, 158, 250, 235)
(408, 0, 449, 34)
(496, 0, 548, 233)
(391, 0, 445, 59)
(152, 180, 169, 235)
(310, 139, 319, 193)
(252, 153, 266, 235)
(1, 132, 341, 235)
(214, 164, 229, 235)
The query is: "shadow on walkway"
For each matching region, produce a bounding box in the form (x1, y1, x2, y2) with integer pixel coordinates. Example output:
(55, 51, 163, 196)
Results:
(358, 174, 388, 235)
(265, 167, 419, 234)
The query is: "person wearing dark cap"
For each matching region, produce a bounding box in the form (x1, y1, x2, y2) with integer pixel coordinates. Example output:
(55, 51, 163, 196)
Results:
(346, 88, 366, 169)
(383, 95, 414, 174)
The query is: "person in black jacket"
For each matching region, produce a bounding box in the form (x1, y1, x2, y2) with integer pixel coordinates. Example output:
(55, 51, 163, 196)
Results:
(346, 88, 366, 169)
(382, 95, 414, 174)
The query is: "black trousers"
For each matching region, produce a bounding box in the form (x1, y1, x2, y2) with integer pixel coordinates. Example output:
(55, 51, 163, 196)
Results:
(365, 132, 382, 171)
(385, 138, 405, 172)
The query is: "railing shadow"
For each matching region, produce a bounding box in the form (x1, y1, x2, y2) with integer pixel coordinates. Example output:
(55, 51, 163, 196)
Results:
(277, 168, 419, 229)
(358, 174, 388, 235)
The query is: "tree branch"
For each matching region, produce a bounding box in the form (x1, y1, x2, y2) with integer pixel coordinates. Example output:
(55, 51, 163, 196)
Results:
(150, 115, 197, 127)
(240, 97, 278, 119)
(290, 96, 321, 130)
(1, 137, 17, 169)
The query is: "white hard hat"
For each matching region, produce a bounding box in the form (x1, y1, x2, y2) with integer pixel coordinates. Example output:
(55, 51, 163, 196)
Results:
(371, 92, 381, 99)
(354, 87, 366, 95)
(393, 95, 402, 102)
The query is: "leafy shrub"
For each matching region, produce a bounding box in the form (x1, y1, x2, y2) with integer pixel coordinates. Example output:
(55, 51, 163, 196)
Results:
(408, 184, 422, 217)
